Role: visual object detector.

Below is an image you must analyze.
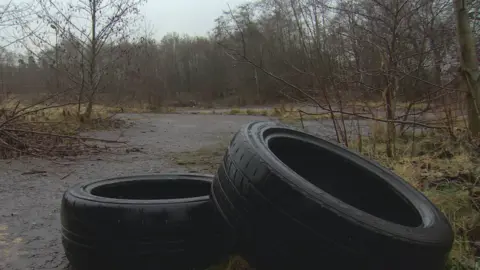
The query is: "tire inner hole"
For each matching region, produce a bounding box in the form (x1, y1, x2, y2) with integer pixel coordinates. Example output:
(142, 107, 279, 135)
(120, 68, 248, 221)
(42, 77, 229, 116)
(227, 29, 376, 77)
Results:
(267, 136, 422, 227)
(91, 179, 210, 200)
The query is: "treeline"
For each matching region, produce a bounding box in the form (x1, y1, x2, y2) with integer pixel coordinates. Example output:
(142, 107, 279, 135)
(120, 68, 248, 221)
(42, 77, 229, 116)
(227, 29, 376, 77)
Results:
(0, 0, 477, 109)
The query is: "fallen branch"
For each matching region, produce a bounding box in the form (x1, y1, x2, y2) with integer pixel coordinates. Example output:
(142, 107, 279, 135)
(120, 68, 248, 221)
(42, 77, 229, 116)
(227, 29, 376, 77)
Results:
(0, 101, 81, 129)
(61, 170, 75, 180)
(295, 109, 446, 129)
(2, 128, 127, 143)
(21, 170, 47, 175)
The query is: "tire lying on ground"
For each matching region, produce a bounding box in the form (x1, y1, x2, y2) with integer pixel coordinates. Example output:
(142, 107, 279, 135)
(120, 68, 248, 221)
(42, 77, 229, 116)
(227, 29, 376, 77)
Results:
(211, 121, 454, 270)
(61, 174, 233, 270)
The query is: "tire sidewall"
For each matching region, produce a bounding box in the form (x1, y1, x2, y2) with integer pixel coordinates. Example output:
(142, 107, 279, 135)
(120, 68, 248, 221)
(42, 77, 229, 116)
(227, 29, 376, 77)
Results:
(242, 121, 453, 245)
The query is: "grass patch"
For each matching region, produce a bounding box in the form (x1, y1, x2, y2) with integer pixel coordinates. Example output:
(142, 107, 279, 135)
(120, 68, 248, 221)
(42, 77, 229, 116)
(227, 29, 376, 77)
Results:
(225, 108, 270, 116)
(351, 132, 479, 269)
(278, 111, 363, 125)
(347, 100, 429, 110)
(169, 141, 228, 173)
(229, 108, 242, 115)
(206, 256, 251, 270)
(0, 100, 131, 158)
(9, 104, 125, 135)
(150, 106, 176, 113)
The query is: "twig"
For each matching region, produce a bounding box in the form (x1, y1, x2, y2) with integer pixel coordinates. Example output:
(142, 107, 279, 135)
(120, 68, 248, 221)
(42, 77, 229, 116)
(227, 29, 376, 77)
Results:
(21, 170, 47, 175)
(61, 170, 75, 180)
(220, 44, 447, 130)
(298, 110, 305, 129)
(297, 109, 445, 129)
(2, 128, 127, 143)
(0, 101, 79, 129)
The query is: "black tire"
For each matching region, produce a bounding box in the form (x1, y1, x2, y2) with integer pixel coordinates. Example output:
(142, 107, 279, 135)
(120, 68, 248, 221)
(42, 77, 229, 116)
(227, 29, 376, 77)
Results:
(211, 121, 453, 270)
(61, 174, 233, 270)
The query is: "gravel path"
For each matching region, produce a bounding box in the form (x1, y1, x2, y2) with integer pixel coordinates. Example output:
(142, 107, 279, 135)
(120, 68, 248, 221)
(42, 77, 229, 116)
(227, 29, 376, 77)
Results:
(0, 113, 352, 270)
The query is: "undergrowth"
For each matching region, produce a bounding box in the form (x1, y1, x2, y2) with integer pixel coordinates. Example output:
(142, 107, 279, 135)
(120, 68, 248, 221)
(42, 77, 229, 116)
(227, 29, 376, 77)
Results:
(0, 100, 129, 159)
(351, 127, 479, 269)
(193, 104, 359, 122)
(169, 141, 228, 173)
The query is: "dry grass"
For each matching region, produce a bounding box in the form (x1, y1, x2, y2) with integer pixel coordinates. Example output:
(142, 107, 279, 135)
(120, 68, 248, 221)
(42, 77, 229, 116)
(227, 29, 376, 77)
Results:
(223, 106, 346, 122)
(1, 103, 123, 133)
(0, 99, 131, 158)
(151, 106, 176, 113)
(184, 104, 367, 123)
(0, 96, 183, 158)
(213, 102, 457, 125)
(351, 130, 479, 269)
(206, 256, 251, 270)
(347, 100, 429, 110)
(169, 141, 229, 173)
(226, 108, 269, 116)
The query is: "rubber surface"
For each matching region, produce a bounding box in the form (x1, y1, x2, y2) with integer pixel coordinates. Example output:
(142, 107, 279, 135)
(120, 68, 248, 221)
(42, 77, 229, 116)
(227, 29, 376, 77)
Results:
(61, 174, 233, 270)
(211, 121, 453, 270)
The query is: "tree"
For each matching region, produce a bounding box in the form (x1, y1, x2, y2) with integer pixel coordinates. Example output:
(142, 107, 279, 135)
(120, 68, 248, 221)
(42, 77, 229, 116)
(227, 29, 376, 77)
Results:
(36, 0, 146, 119)
(453, 0, 480, 136)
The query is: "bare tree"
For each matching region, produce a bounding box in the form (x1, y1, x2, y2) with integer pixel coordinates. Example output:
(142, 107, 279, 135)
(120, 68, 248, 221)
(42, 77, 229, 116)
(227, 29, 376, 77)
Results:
(34, 0, 146, 119)
(454, 0, 480, 136)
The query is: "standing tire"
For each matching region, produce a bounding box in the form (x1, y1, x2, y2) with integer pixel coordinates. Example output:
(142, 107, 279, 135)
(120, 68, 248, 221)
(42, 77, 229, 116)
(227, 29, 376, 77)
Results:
(211, 121, 453, 270)
(61, 174, 233, 270)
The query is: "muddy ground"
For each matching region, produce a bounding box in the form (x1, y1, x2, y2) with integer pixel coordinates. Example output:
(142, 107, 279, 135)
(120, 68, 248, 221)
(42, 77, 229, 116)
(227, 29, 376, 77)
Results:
(0, 113, 360, 270)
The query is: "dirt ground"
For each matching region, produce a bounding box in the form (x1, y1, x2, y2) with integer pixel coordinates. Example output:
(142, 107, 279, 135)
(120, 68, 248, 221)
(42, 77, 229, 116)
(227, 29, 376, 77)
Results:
(0, 113, 357, 270)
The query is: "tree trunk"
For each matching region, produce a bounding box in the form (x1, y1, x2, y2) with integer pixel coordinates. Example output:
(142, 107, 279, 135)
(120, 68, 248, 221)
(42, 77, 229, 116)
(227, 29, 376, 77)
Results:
(385, 81, 397, 158)
(85, 0, 98, 120)
(254, 67, 260, 102)
(453, 0, 480, 136)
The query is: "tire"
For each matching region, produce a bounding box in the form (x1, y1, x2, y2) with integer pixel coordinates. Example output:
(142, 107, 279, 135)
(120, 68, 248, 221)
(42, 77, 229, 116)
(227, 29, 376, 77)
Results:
(211, 121, 453, 270)
(61, 174, 233, 270)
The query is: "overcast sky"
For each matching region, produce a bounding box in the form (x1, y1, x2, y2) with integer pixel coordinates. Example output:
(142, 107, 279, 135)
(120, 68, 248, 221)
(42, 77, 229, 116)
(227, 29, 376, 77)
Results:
(140, 0, 250, 39)
(0, 0, 252, 54)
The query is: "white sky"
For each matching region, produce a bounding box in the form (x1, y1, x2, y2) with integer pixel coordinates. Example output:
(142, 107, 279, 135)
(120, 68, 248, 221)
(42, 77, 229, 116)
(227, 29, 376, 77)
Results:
(0, 0, 251, 53)
(141, 0, 250, 39)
